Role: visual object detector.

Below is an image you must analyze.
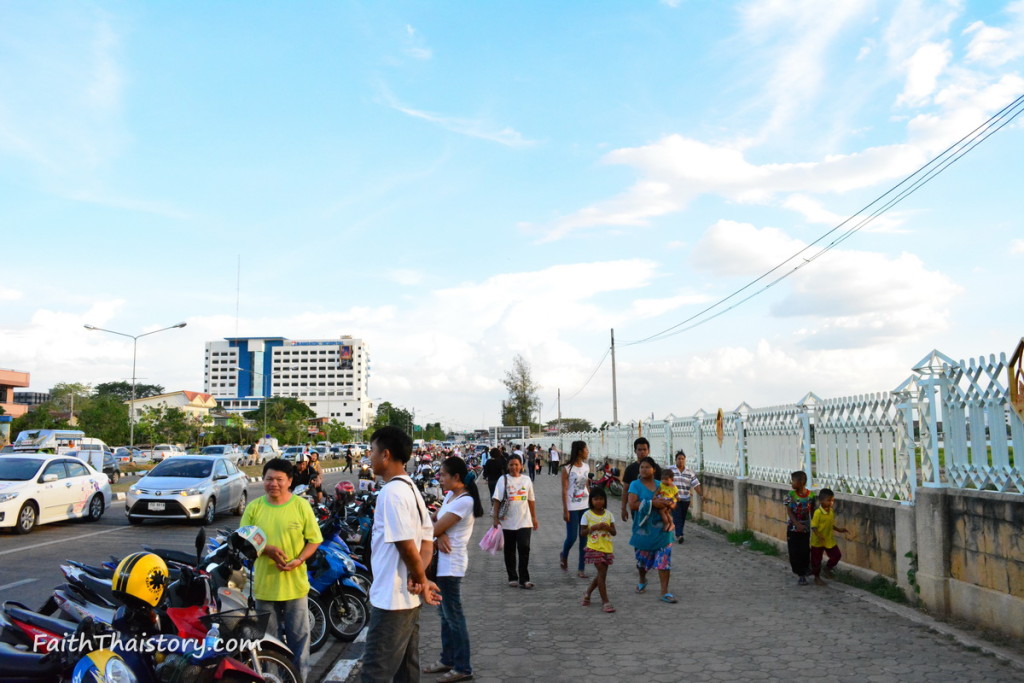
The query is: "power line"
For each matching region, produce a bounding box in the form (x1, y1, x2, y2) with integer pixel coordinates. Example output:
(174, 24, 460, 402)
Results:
(621, 92, 1024, 347)
(563, 347, 611, 402)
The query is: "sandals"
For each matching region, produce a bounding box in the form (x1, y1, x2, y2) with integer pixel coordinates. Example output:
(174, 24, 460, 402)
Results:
(508, 580, 519, 587)
(559, 555, 568, 571)
(602, 603, 616, 613)
(660, 593, 678, 604)
(520, 582, 535, 590)
(635, 582, 647, 594)
(581, 594, 591, 606)
(576, 571, 588, 579)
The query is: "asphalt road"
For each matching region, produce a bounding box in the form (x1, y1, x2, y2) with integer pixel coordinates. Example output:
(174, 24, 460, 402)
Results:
(0, 464, 364, 679)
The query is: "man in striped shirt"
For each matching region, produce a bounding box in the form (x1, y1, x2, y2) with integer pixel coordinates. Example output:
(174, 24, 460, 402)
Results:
(669, 450, 704, 543)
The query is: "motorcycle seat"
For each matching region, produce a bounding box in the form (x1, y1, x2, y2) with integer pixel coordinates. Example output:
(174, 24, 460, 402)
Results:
(3, 603, 79, 639)
(77, 573, 118, 606)
(145, 547, 198, 567)
(0, 641, 63, 678)
(68, 560, 114, 580)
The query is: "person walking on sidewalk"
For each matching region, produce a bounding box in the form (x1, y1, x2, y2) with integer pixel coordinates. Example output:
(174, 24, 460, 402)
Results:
(361, 427, 440, 682)
(620, 437, 650, 522)
(580, 487, 617, 613)
(559, 441, 590, 577)
(526, 444, 537, 482)
(667, 450, 704, 543)
(784, 470, 817, 586)
(627, 456, 677, 604)
(492, 456, 538, 589)
(810, 487, 847, 587)
(482, 448, 506, 498)
(422, 456, 484, 682)
(548, 444, 560, 475)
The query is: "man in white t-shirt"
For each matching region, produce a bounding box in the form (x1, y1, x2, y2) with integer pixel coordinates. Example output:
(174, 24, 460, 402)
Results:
(548, 444, 560, 475)
(361, 427, 440, 682)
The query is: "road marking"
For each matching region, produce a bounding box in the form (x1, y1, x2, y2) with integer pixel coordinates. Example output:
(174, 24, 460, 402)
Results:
(324, 657, 359, 683)
(0, 527, 127, 557)
(0, 578, 38, 591)
(355, 629, 367, 643)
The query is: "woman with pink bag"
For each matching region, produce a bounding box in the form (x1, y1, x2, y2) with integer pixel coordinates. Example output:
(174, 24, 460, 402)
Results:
(491, 456, 539, 589)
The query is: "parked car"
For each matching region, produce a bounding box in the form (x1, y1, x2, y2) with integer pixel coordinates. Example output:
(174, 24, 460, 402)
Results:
(126, 455, 248, 526)
(65, 449, 123, 485)
(200, 444, 242, 464)
(0, 453, 112, 534)
(151, 444, 185, 462)
(0, 445, 15, 454)
(281, 445, 306, 462)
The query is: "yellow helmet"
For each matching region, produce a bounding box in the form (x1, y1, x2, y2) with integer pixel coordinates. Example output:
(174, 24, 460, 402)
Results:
(112, 552, 168, 608)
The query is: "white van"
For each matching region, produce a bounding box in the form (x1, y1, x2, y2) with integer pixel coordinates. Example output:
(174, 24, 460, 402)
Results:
(79, 437, 110, 454)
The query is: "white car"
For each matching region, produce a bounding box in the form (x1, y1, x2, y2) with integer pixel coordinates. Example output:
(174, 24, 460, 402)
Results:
(151, 444, 184, 462)
(0, 453, 112, 534)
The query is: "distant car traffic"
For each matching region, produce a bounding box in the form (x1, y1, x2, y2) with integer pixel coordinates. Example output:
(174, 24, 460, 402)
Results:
(281, 445, 306, 461)
(0, 453, 112, 534)
(200, 444, 242, 464)
(151, 444, 185, 461)
(126, 455, 248, 526)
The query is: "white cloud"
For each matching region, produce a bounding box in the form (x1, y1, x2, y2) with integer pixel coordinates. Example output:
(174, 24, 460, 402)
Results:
(782, 194, 907, 233)
(403, 24, 433, 60)
(1011, 239, 1024, 254)
(380, 87, 535, 148)
(691, 219, 806, 277)
(0, 288, 23, 302)
(963, 2, 1024, 66)
(896, 41, 952, 106)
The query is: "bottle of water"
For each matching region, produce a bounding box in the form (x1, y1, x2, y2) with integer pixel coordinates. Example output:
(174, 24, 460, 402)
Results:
(204, 623, 220, 655)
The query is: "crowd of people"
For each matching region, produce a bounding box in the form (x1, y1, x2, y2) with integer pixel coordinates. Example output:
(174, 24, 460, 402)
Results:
(243, 430, 850, 682)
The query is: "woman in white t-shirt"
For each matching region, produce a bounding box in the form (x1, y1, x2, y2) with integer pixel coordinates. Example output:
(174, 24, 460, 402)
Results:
(422, 456, 484, 682)
(559, 440, 591, 577)
(491, 456, 539, 589)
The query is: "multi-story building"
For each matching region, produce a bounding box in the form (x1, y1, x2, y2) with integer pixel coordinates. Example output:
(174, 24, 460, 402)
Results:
(125, 390, 218, 424)
(203, 336, 372, 429)
(0, 368, 30, 418)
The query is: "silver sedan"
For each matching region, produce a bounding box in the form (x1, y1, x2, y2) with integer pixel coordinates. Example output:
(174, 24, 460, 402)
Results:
(126, 456, 249, 526)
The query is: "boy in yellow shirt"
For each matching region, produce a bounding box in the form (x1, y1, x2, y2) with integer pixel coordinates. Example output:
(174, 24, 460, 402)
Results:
(810, 487, 848, 586)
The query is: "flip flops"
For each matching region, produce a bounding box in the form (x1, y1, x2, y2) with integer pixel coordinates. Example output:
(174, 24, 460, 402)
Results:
(602, 603, 616, 613)
(635, 582, 647, 594)
(581, 594, 591, 606)
(520, 582, 535, 590)
(660, 593, 678, 603)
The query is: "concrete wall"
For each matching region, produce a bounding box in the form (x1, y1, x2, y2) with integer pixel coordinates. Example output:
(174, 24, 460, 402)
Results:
(698, 474, 1024, 640)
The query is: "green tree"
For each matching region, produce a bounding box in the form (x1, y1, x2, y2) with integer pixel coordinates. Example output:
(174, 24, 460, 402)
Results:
(77, 395, 131, 445)
(136, 405, 194, 445)
(243, 397, 317, 444)
(368, 402, 414, 436)
(94, 381, 165, 401)
(423, 422, 446, 441)
(501, 354, 539, 427)
(11, 400, 72, 434)
(545, 417, 593, 432)
(322, 420, 354, 444)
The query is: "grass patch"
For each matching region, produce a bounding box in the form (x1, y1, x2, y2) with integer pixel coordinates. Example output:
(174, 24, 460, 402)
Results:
(725, 529, 780, 556)
(831, 571, 907, 604)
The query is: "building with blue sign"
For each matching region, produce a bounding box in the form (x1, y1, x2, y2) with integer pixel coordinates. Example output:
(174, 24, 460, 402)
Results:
(203, 336, 372, 429)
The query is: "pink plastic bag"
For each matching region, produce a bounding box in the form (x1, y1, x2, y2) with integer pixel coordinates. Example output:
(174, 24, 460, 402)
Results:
(478, 525, 504, 554)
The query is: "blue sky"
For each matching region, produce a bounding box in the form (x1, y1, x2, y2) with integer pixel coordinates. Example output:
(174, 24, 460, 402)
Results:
(2, 0, 1023, 432)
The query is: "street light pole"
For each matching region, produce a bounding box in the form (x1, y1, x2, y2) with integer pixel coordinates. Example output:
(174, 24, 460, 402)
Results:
(84, 322, 187, 449)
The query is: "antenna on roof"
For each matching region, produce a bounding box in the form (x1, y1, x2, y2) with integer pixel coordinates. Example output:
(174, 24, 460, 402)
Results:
(235, 254, 241, 334)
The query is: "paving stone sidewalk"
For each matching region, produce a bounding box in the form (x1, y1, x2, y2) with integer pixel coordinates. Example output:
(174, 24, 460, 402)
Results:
(410, 470, 1023, 682)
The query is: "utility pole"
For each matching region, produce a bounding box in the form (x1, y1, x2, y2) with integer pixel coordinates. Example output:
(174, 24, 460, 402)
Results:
(557, 388, 562, 437)
(610, 328, 619, 425)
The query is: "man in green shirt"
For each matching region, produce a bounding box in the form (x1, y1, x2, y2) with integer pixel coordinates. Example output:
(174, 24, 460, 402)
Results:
(241, 457, 323, 681)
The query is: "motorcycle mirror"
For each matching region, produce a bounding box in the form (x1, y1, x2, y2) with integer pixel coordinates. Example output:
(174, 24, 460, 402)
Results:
(196, 527, 207, 565)
(588, 472, 595, 479)
(294, 484, 309, 495)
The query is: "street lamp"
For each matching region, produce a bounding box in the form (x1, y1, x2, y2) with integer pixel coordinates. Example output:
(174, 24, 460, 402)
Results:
(84, 321, 187, 449)
(235, 366, 270, 443)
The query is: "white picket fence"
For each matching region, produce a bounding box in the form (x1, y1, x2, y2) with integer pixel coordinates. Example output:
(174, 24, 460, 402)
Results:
(554, 347, 1023, 502)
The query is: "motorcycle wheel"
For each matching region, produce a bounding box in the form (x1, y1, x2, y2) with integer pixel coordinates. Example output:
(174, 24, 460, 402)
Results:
(248, 644, 300, 683)
(609, 480, 624, 497)
(327, 588, 368, 642)
(308, 595, 328, 653)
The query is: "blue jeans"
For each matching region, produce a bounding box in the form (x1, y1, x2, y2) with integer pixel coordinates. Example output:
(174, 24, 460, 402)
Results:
(256, 597, 311, 682)
(436, 576, 472, 674)
(672, 499, 690, 537)
(561, 508, 586, 571)
(361, 606, 421, 682)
